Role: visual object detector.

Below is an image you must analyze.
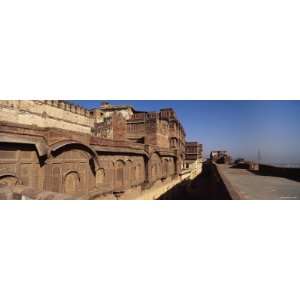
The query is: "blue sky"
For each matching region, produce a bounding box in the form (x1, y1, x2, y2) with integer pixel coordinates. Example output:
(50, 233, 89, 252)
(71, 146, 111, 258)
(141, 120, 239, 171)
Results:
(72, 100, 300, 164)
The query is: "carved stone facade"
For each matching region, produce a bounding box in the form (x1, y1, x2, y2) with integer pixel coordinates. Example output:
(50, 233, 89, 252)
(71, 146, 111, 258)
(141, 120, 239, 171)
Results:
(185, 142, 203, 164)
(184, 141, 203, 178)
(210, 150, 231, 164)
(0, 100, 197, 199)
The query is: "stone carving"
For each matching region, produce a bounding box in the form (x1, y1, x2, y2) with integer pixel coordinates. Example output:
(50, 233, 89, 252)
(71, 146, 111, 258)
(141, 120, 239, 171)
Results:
(0, 100, 201, 200)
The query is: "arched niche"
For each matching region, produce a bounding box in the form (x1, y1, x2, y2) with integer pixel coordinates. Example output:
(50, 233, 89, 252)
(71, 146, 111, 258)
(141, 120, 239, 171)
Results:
(64, 171, 80, 195)
(49, 140, 100, 171)
(96, 168, 105, 186)
(162, 159, 168, 178)
(0, 174, 20, 187)
(149, 152, 162, 183)
(126, 160, 136, 187)
(115, 160, 125, 191)
(46, 141, 102, 194)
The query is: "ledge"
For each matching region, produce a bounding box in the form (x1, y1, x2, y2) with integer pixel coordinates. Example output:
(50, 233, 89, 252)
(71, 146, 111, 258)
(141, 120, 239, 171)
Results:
(0, 133, 48, 157)
(214, 163, 244, 200)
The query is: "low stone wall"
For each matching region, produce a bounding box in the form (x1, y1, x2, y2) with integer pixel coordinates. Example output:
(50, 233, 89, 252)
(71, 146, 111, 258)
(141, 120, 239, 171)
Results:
(187, 163, 202, 180)
(212, 163, 242, 199)
(256, 164, 300, 182)
(133, 171, 192, 200)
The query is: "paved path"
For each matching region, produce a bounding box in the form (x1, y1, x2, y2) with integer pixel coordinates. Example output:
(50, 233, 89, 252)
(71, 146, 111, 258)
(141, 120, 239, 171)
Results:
(217, 165, 300, 200)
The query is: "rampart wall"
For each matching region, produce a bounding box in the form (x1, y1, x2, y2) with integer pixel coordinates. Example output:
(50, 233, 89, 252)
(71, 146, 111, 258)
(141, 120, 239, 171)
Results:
(0, 121, 180, 199)
(256, 164, 300, 182)
(0, 100, 93, 134)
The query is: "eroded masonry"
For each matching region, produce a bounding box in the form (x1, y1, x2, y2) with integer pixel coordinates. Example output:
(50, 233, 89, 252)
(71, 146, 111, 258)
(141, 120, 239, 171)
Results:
(0, 101, 203, 199)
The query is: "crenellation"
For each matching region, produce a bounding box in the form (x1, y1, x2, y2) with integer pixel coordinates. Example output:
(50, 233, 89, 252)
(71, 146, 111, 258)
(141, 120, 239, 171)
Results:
(0, 100, 94, 134)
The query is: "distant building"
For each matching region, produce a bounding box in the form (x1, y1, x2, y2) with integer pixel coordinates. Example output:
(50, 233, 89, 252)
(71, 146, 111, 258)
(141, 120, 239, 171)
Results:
(184, 141, 203, 178)
(185, 142, 203, 163)
(126, 107, 186, 170)
(210, 150, 231, 164)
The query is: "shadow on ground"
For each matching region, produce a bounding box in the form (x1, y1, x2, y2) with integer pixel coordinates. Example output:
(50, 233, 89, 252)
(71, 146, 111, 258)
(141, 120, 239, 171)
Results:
(159, 162, 231, 200)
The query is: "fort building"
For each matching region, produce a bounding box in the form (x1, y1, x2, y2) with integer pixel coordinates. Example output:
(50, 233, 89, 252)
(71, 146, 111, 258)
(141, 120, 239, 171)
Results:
(0, 100, 200, 199)
(210, 150, 231, 164)
(185, 142, 203, 164)
(184, 142, 203, 179)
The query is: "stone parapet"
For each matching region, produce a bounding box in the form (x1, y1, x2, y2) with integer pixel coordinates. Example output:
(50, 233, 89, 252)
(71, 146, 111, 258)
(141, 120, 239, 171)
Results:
(0, 100, 93, 134)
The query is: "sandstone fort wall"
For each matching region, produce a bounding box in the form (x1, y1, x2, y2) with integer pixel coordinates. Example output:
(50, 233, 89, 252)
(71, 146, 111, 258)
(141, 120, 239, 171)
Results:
(0, 100, 200, 199)
(0, 100, 93, 134)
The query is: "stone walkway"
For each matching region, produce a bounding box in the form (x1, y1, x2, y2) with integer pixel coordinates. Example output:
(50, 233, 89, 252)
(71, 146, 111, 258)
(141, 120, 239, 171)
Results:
(217, 165, 300, 200)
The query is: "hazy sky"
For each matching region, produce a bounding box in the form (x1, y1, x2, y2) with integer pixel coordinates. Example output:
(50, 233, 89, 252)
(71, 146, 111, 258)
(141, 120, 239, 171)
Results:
(72, 100, 300, 164)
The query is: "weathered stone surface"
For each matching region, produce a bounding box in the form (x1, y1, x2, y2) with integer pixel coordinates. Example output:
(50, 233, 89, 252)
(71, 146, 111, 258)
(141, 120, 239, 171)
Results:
(0, 100, 201, 199)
